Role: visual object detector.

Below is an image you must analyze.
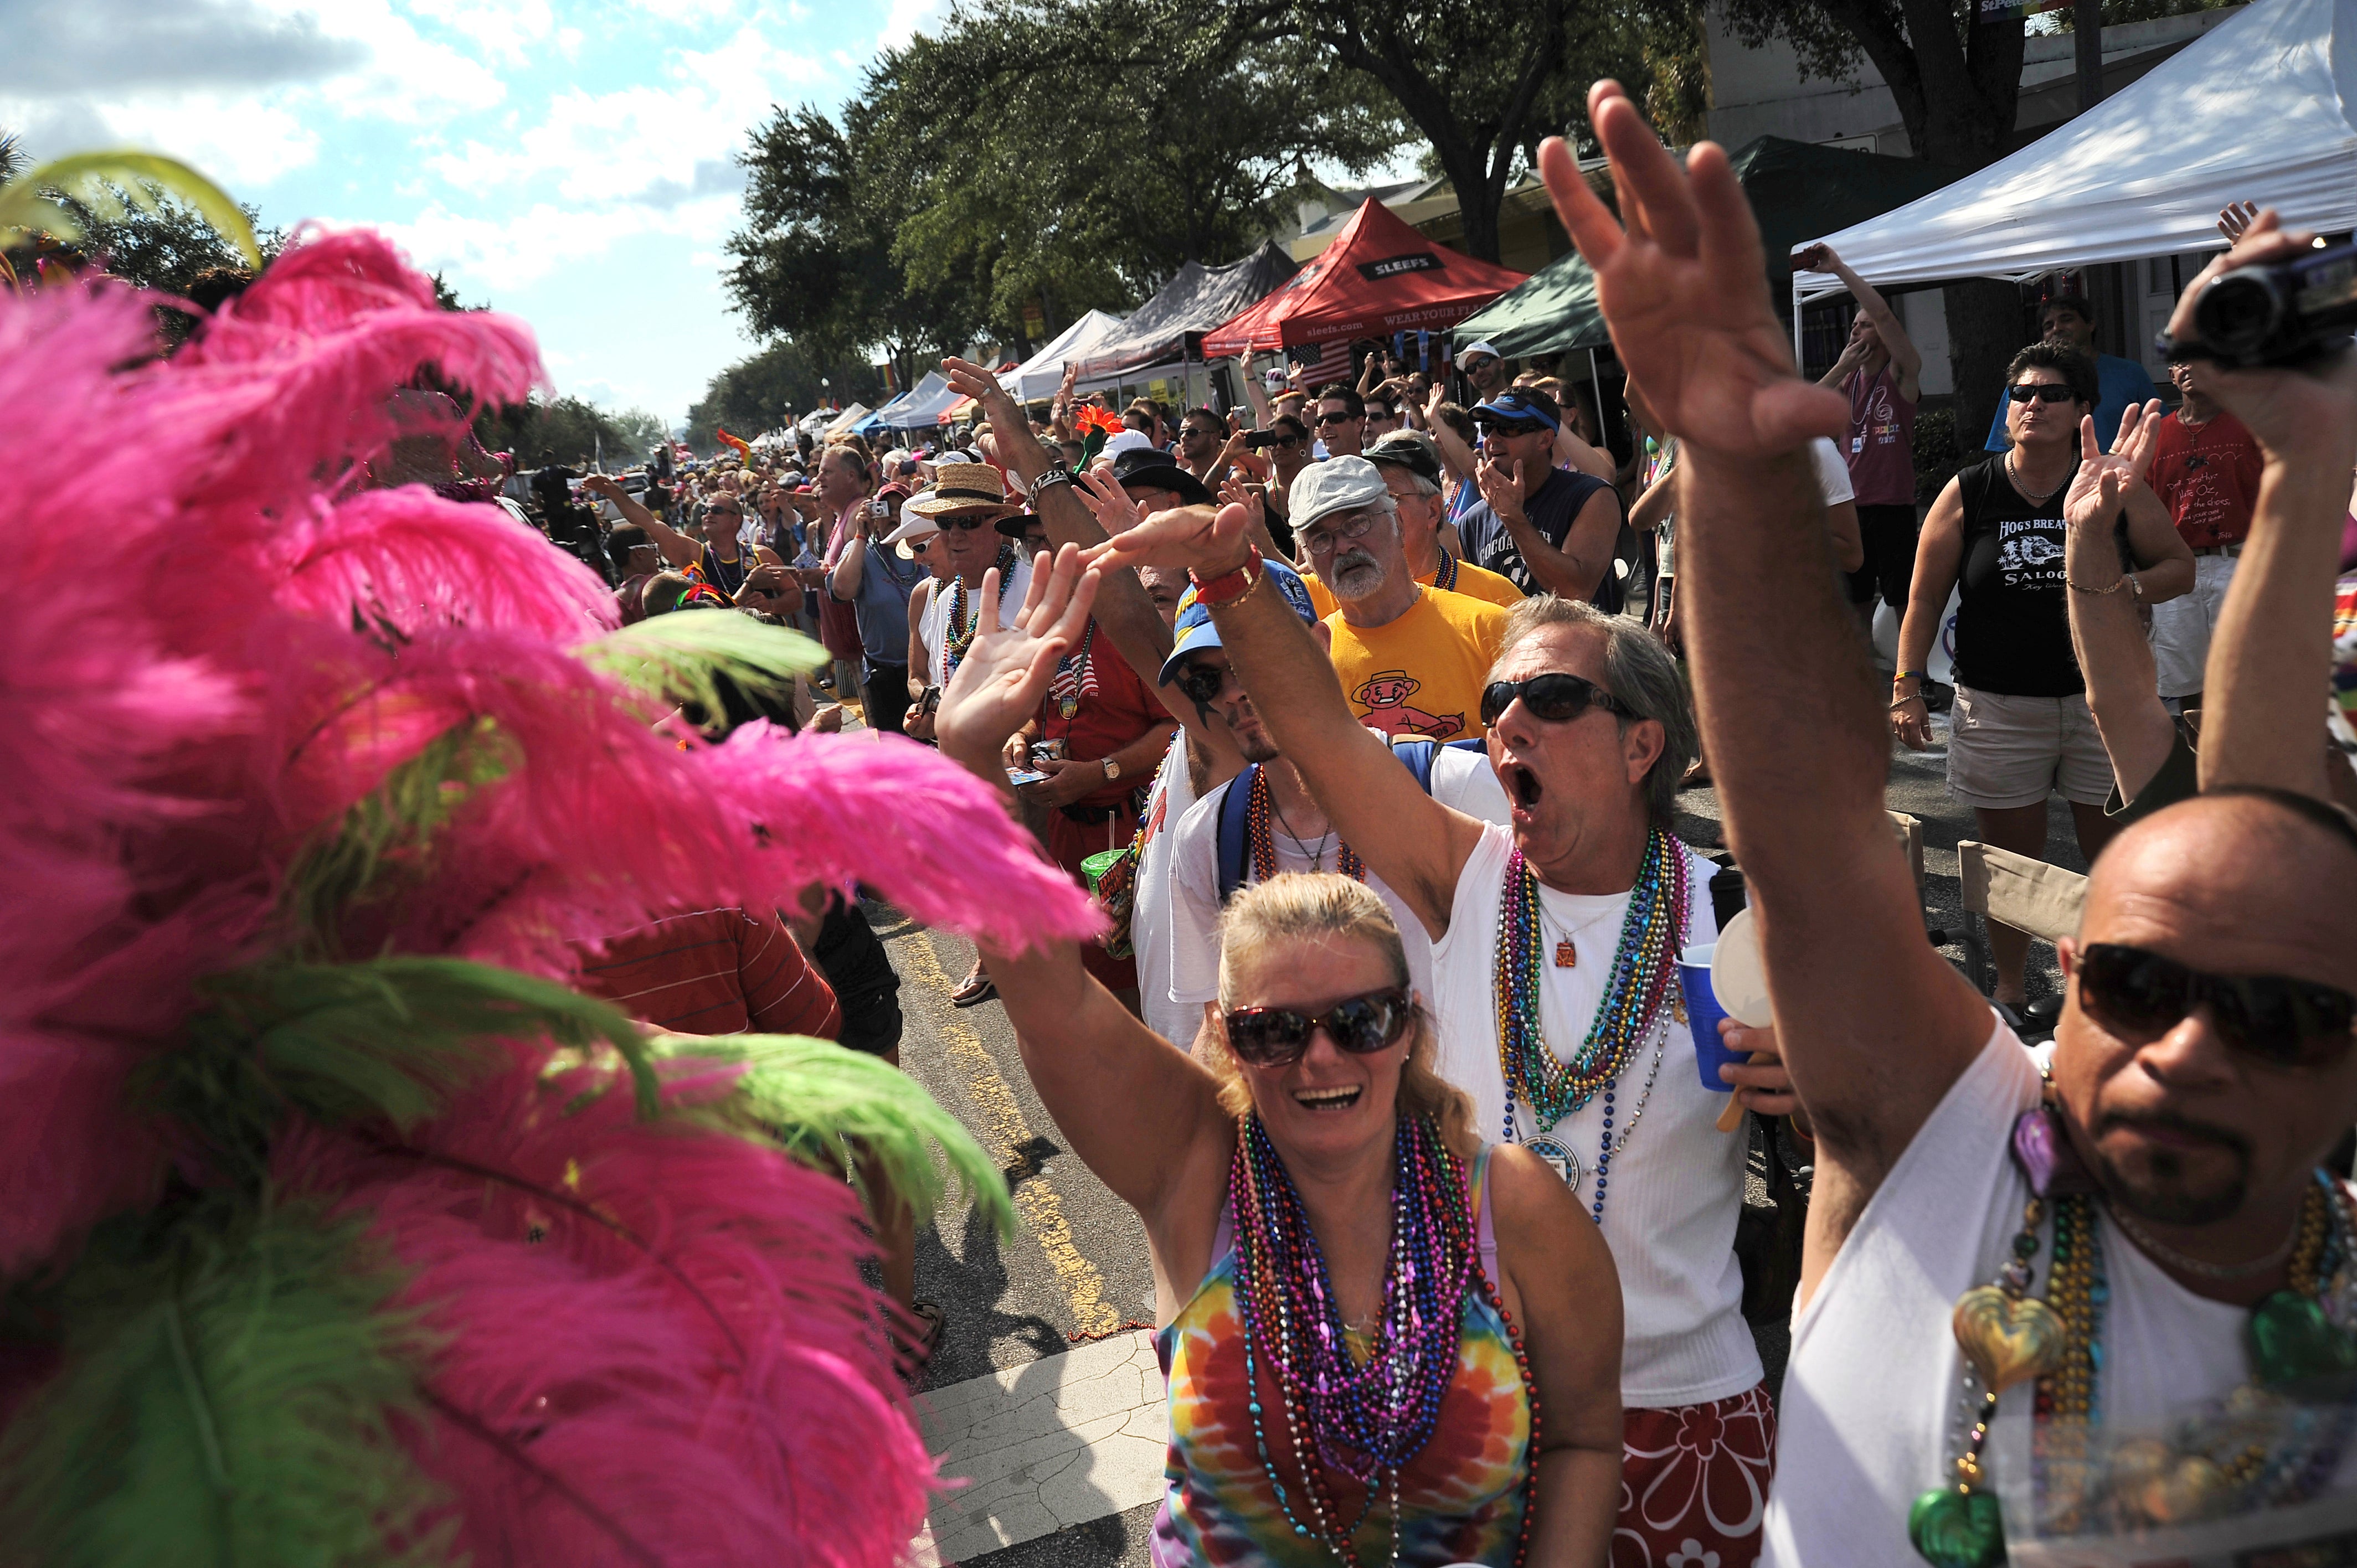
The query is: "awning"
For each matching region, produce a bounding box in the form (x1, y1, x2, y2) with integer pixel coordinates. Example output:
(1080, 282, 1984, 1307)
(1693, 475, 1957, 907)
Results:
(1202, 203, 1526, 357)
(821, 404, 869, 436)
(1076, 241, 1299, 380)
(1003, 310, 1128, 400)
(1792, 0, 2357, 300)
(864, 370, 950, 430)
(1453, 136, 1965, 360)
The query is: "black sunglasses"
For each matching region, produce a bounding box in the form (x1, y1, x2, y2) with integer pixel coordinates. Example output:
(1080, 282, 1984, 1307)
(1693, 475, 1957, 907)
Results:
(2007, 384, 2080, 405)
(1316, 410, 1357, 426)
(1223, 987, 1414, 1067)
(939, 515, 996, 532)
(2077, 943, 2357, 1070)
(1270, 435, 1303, 449)
(1175, 660, 1233, 705)
(1479, 673, 1628, 729)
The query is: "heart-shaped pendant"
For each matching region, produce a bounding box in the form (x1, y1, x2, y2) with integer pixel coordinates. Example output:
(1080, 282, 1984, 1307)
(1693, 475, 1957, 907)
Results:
(2248, 1290, 2357, 1390)
(1952, 1285, 2065, 1392)
(1907, 1487, 2006, 1568)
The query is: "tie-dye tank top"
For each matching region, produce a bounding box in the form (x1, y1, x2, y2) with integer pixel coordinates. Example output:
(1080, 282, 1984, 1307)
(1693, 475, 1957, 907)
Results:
(1150, 1146, 1533, 1566)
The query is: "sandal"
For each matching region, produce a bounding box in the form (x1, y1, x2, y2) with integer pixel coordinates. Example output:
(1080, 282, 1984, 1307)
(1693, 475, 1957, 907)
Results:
(895, 1301, 946, 1385)
(949, 968, 997, 1008)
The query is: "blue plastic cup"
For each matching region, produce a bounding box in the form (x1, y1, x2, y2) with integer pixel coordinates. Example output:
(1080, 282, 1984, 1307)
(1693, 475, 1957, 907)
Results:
(1680, 943, 1738, 1092)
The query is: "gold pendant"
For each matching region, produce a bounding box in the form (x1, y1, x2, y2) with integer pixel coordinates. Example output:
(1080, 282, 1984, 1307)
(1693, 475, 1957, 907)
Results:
(1553, 938, 1576, 968)
(1951, 1286, 2066, 1392)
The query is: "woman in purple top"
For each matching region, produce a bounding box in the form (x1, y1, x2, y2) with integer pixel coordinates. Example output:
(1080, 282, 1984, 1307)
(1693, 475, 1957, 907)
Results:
(1802, 243, 1923, 626)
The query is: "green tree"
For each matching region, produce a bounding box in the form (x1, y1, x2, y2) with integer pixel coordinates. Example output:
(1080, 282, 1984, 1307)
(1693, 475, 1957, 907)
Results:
(605, 407, 672, 460)
(478, 396, 631, 470)
(685, 340, 881, 453)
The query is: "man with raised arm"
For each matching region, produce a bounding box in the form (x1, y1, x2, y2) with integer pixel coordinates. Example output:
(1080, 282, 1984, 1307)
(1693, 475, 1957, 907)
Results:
(1089, 423, 1790, 1568)
(1541, 82, 2357, 1568)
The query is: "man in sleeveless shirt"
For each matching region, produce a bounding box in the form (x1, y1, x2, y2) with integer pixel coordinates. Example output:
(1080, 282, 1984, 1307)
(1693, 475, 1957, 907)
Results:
(1088, 513, 1796, 1568)
(1543, 84, 2357, 1567)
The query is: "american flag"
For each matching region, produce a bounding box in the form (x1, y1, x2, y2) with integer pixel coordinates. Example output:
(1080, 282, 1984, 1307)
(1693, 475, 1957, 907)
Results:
(1285, 338, 1354, 388)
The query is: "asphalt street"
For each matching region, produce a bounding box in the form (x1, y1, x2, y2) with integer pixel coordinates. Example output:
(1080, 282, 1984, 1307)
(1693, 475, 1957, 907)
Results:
(871, 708, 2082, 1567)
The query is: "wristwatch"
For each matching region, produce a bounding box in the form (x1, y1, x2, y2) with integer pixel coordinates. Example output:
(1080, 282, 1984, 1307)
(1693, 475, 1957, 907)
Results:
(1101, 757, 1121, 782)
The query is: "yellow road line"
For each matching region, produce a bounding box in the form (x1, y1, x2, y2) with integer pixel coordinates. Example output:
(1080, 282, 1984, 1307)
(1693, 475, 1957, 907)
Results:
(901, 933, 1119, 1337)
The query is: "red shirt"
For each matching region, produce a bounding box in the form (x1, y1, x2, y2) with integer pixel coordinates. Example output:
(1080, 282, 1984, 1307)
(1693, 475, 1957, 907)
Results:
(2149, 407, 2263, 548)
(576, 906, 841, 1038)
(1033, 617, 1173, 809)
(1841, 363, 1917, 508)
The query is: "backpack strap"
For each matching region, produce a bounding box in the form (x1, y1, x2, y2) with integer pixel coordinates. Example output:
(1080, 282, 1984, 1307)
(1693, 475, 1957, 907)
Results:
(1389, 738, 1440, 792)
(1216, 766, 1258, 903)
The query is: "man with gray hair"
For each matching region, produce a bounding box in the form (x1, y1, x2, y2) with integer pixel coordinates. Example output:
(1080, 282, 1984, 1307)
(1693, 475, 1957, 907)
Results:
(1304, 429, 1526, 617)
(1087, 499, 1794, 1565)
(1293, 455, 1511, 742)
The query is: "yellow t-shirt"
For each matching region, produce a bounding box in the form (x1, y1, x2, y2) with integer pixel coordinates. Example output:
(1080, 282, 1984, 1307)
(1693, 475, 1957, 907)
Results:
(1304, 551, 1524, 618)
(1325, 587, 1511, 742)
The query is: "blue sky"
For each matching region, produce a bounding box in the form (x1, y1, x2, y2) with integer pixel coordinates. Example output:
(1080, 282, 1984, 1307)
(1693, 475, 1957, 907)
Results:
(1, 0, 953, 427)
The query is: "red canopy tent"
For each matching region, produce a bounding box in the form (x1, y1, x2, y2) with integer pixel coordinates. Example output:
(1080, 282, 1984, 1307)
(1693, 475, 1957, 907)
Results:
(1199, 199, 1529, 358)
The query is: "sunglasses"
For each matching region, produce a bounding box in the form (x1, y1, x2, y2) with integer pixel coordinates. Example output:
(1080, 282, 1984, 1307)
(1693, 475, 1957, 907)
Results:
(1316, 411, 1358, 427)
(2006, 384, 2080, 405)
(1223, 987, 1414, 1068)
(1270, 435, 1303, 450)
(1479, 672, 1628, 729)
(1476, 419, 1550, 440)
(1174, 660, 1234, 705)
(1301, 510, 1381, 555)
(2076, 943, 2357, 1070)
(939, 515, 996, 532)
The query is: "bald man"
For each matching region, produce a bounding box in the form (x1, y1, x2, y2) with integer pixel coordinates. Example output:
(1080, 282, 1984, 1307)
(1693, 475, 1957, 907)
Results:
(1545, 80, 2357, 1566)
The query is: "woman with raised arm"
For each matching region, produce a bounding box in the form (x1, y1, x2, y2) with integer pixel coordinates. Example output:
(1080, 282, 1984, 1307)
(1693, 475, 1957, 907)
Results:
(934, 545, 1625, 1568)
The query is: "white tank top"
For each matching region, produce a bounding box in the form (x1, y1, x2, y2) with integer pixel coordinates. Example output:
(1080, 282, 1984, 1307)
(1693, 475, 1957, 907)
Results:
(916, 558, 1033, 688)
(1131, 736, 1198, 1052)
(1429, 823, 1758, 1407)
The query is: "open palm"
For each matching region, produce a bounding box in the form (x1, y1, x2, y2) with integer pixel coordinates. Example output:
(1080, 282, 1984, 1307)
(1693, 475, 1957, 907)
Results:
(936, 544, 1100, 764)
(1537, 84, 1844, 460)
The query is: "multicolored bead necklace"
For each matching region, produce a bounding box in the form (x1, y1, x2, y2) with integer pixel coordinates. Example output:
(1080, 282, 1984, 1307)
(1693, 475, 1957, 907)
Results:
(1911, 1093, 2357, 1568)
(1432, 551, 1459, 594)
(1489, 828, 1688, 1223)
(1231, 1113, 1538, 1566)
(943, 543, 1017, 679)
(1247, 765, 1365, 883)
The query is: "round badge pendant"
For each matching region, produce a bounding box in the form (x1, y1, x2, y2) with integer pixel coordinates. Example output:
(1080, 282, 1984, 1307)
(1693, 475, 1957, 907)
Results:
(1523, 1134, 1583, 1193)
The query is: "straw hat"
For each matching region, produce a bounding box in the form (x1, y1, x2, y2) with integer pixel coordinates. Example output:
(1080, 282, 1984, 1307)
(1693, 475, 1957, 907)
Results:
(902, 461, 1014, 519)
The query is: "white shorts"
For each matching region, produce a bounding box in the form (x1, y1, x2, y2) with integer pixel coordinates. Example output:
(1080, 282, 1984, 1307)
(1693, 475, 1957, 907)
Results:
(2149, 550, 2241, 699)
(1946, 684, 2114, 810)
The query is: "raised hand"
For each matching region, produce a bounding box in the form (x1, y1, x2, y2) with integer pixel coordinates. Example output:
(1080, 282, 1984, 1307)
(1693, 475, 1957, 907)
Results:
(2108, 399, 2168, 484)
(936, 544, 1100, 770)
(2216, 200, 2260, 243)
(1474, 452, 1526, 522)
(2063, 412, 2144, 534)
(2165, 209, 2357, 461)
(943, 355, 1021, 428)
(1074, 466, 1143, 535)
(1083, 501, 1254, 577)
(1537, 82, 1845, 460)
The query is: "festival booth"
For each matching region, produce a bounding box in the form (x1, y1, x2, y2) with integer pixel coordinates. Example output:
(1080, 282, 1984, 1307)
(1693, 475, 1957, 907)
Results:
(1457, 137, 1963, 363)
(821, 404, 871, 438)
(863, 371, 950, 433)
(1005, 310, 1128, 400)
(1075, 240, 1300, 401)
(1200, 203, 1527, 379)
(1790, 0, 2357, 329)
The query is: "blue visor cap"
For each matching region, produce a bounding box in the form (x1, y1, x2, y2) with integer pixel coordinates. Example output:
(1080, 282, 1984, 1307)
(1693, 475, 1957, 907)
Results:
(1158, 558, 1319, 685)
(1471, 390, 1561, 430)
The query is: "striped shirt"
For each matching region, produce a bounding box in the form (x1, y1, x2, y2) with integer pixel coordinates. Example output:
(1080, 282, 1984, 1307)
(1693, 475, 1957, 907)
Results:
(575, 906, 841, 1039)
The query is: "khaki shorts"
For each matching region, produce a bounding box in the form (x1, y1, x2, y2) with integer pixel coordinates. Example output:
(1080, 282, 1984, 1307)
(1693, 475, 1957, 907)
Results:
(1946, 684, 2114, 810)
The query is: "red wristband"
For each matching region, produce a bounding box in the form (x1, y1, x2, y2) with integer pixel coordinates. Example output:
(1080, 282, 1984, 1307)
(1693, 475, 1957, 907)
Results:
(1188, 545, 1264, 608)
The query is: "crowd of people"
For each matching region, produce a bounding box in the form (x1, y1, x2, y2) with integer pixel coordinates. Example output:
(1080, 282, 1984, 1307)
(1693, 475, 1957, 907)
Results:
(462, 85, 2357, 1568)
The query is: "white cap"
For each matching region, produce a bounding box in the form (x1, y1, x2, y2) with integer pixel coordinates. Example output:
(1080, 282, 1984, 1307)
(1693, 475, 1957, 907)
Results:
(1459, 341, 1501, 364)
(1100, 430, 1155, 457)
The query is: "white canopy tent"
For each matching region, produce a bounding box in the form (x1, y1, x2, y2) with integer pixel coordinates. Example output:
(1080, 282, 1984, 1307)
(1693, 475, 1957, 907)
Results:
(1792, 0, 2357, 337)
(1004, 310, 1128, 400)
(821, 404, 870, 437)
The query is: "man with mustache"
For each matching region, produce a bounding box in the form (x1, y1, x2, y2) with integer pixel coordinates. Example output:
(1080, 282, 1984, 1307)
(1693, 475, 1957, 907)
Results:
(1536, 80, 2357, 1568)
(1291, 456, 1509, 744)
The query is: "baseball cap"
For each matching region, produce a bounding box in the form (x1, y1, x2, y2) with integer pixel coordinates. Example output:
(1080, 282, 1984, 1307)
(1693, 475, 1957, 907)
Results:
(1108, 445, 1213, 507)
(1472, 388, 1561, 431)
(1362, 429, 1443, 486)
(1286, 455, 1390, 531)
(1459, 340, 1502, 364)
(1100, 430, 1155, 458)
(1158, 558, 1320, 685)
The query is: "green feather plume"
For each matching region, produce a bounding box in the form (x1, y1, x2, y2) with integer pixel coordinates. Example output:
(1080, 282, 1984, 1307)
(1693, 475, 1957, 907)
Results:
(574, 609, 824, 732)
(160, 957, 658, 1184)
(0, 1200, 444, 1568)
(0, 150, 261, 267)
(660, 1034, 1015, 1236)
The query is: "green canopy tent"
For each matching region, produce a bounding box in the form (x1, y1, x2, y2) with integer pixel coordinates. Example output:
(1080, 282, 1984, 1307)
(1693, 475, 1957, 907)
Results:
(1450, 136, 1969, 360)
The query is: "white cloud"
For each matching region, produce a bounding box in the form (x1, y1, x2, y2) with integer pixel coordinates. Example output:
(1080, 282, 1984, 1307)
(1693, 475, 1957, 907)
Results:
(99, 95, 325, 187)
(404, 0, 554, 69)
(876, 0, 946, 48)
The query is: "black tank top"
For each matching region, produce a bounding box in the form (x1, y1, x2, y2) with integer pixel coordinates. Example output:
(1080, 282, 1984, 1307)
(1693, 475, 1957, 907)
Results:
(1953, 456, 2081, 697)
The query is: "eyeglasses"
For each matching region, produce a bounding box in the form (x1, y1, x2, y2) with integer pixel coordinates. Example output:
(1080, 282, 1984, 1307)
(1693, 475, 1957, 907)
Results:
(2006, 384, 2080, 405)
(1300, 510, 1381, 555)
(2075, 943, 2357, 1070)
(1479, 673, 1628, 728)
(1316, 410, 1358, 426)
(1174, 660, 1235, 705)
(1223, 987, 1414, 1067)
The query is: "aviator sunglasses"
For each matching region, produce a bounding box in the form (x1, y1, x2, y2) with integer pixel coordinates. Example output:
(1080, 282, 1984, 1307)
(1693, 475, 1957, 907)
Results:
(1479, 673, 1628, 729)
(2075, 943, 2357, 1070)
(1223, 987, 1415, 1068)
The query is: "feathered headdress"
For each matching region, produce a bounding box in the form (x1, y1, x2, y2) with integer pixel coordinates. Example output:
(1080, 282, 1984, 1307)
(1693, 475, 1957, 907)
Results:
(0, 225, 1100, 1564)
